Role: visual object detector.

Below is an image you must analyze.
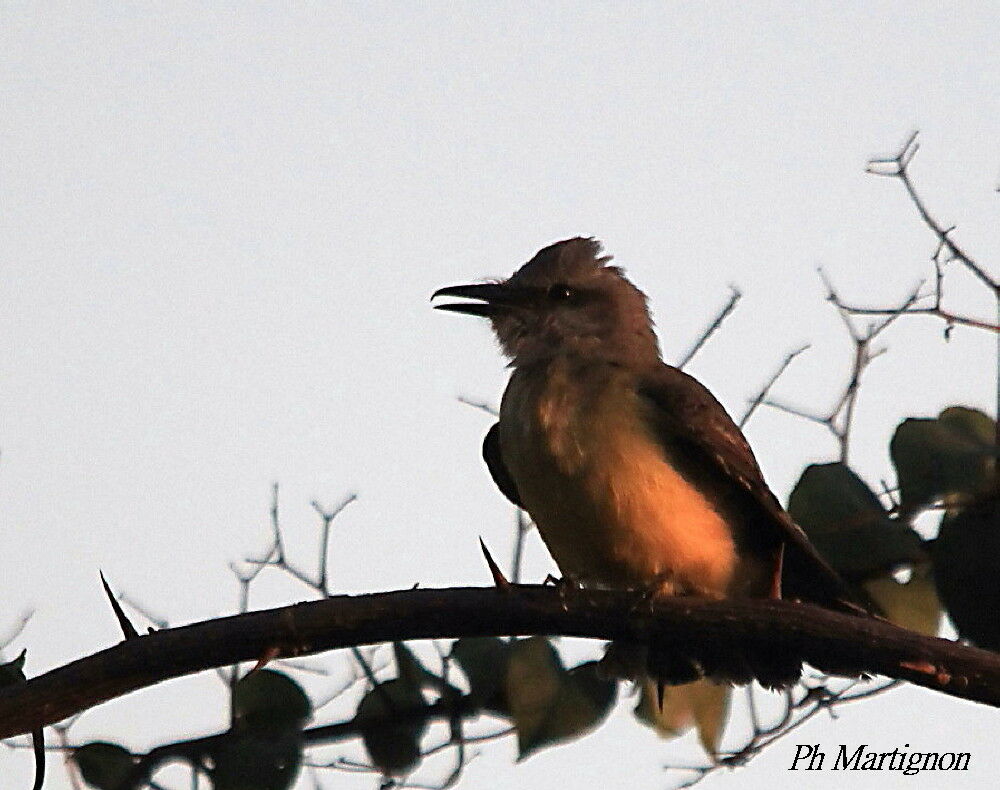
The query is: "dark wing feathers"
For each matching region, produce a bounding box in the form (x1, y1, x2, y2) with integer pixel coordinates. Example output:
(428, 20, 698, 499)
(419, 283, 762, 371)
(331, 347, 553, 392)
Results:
(637, 364, 869, 614)
(483, 422, 524, 509)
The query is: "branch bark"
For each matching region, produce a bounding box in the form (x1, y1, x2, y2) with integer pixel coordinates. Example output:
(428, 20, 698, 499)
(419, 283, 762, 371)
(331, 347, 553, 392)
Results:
(2, 585, 999, 738)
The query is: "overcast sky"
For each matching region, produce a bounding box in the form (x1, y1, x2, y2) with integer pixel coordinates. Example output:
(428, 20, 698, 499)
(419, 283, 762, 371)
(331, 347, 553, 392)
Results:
(2, 3, 998, 789)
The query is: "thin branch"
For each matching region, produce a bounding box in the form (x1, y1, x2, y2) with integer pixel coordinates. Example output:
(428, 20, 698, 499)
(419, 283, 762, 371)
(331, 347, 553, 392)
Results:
(242, 487, 357, 597)
(4, 585, 1000, 739)
(738, 345, 810, 429)
(510, 510, 531, 585)
(764, 272, 919, 462)
(824, 302, 998, 333)
(456, 397, 498, 418)
(676, 286, 742, 369)
(669, 678, 900, 788)
(53, 724, 84, 790)
(268, 482, 286, 563)
(867, 131, 997, 294)
(311, 494, 358, 592)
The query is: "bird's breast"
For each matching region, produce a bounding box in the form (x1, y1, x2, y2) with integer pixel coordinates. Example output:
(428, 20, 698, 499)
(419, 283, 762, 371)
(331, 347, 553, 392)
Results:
(499, 361, 743, 596)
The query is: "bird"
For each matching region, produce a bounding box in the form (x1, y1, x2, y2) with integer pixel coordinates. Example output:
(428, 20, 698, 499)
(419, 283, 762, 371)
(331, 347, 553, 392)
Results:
(432, 237, 866, 686)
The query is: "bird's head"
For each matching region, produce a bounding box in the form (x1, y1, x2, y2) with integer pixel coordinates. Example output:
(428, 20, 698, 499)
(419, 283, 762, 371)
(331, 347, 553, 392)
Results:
(433, 238, 660, 366)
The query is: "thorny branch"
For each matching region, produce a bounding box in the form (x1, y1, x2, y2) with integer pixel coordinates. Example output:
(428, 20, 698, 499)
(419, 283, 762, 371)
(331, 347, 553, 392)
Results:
(6, 585, 1000, 740)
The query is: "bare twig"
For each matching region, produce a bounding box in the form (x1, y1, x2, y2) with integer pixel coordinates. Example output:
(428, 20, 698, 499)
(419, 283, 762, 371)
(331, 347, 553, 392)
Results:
(456, 397, 498, 418)
(242, 486, 356, 596)
(739, 345, 810, 428)
(510, 510, 531, 585)
(763, 273, 916, 462)
(269, 482, 286, 563)
(677, 286, 743, 369)
(867, 131, 997, 294)
(825, 243, 997, 334)
(311, 494, 358, 592)
(827, 302, 997, 334)
(668, 678, 900, 788)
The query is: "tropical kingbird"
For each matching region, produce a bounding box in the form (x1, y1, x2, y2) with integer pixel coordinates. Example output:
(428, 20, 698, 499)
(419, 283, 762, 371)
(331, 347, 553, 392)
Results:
(433, 237, 864, 684)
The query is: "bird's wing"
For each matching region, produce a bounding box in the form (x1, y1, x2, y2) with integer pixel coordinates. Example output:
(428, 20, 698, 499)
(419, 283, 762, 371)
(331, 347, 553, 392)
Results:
(483, 422, 524, 509)
(637, 364, 868, 613)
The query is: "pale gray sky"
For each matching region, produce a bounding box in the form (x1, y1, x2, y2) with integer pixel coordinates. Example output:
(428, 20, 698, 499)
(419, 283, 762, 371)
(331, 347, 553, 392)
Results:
(2, 3, 997, 789)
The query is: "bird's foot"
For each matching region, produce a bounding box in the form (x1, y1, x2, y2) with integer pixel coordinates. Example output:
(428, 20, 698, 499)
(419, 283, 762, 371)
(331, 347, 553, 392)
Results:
(543, 573, 585, 611)
(623, 570, 694, 615)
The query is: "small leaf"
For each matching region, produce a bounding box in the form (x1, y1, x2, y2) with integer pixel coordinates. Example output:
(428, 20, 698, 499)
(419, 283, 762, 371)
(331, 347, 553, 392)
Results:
(863, 564, 941, 636)
(634, 679, 730, 755)
(527, 661, 617, 758)
(73, 742, 135, 790)
(939, 406, 996, 445)
(392, 642, 428, 688)
(215, 670, 308, 790)
(509, 652, 617, 760)
(211, 730, 303, 790)
(788, 462, 924, 578)
(356, 678, 427, 776)
(504, 637, 565, 758)
(452, 636, 511, 713)
(233, 669, 311, 730)
(891, 407, 997, 513)
(931, 498, 1000, 650)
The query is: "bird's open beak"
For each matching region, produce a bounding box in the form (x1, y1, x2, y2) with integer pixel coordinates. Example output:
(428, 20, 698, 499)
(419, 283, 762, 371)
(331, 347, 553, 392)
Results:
(431, 282, 515, 317)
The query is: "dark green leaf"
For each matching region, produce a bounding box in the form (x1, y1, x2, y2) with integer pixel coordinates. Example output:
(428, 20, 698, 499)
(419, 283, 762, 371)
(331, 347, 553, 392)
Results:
(505, 639, 616, 759)
(356, 677, 427, 776)
(788, 462, 924, 578)
(211, 730, 303, 790)
(392, 641, 460, 699)
(931, 498, 1000, 650)
(891, 407, 997, 513)
(392, 642, 428, 688)
(73, 742, 135, 790)
(451, 636, 511, 713)
(233, 669, 311, 730)
(504, 636, 563, 758)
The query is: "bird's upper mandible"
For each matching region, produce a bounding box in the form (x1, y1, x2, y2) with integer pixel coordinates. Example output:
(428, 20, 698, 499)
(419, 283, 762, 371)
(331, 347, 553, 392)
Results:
(432, 237, 660, 367)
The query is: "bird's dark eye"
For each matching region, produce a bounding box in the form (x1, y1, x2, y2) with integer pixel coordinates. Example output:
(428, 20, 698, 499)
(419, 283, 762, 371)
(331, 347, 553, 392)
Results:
(547, 283, 574, 301)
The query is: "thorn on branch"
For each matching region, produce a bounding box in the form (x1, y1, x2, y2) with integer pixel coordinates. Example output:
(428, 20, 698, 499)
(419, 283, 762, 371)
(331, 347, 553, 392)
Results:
(98, 572, 139, 641)
(248, 645, 283, 676)
(478, 539, 511, 589)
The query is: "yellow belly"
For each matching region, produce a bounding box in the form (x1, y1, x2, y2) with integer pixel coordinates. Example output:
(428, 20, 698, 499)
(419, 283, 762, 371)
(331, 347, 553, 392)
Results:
(499, 362, 742, 598)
